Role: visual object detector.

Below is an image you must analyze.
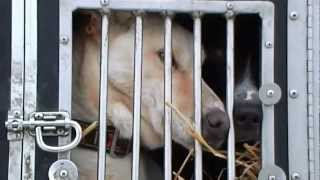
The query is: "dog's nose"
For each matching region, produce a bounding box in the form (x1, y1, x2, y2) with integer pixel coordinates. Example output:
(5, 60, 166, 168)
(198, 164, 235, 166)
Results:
(234, 105, 262, 126)
(202, 109, 230, 148)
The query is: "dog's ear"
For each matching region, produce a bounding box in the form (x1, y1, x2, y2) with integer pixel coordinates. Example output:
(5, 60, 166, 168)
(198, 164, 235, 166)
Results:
(110, 11, 134, 30)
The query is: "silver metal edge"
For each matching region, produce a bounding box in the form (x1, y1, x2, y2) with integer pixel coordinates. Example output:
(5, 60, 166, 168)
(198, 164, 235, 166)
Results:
(8, 0, 25, 179)
(287, 0, 309, 179)
(164, 14, 173, 180)
(193, 14, 202, 180)
(307, 0, 320, 179)
(226, 16, 235, 180)
(71, 0, 274, 14)
(98, 13, 110, 180)
(259, 5, 276, 167)
(132, 14, 143, 180)
(22, 0, 38, 179)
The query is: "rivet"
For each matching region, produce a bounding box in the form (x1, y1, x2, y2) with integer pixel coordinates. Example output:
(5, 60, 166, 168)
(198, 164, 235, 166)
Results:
(225, 10, 234, 19)
(266, 89, 274, 97)
(13, 111, 20, 117)
(34, 112, 43, 120)
(59, 169, 68, 178)
(265, 41, 273, 48)
(289, 89, 299, 98)
(268, 175, 276, 180)
(291, 173, 300, 180)
(290, 12, 299, 20)
(226, 2, 233, 10)
(101, 0, 108, 6)
(60, 36, 69, 44)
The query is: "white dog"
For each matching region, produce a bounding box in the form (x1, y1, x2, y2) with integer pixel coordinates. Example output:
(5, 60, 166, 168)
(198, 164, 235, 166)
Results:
(71, 11, 229, 180)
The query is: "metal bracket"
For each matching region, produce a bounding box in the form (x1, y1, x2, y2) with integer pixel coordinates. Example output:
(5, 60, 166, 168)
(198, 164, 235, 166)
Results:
(5, 111, 82, 152)
(259, 83, 282, 106)
(258, 164, 286, 180)
(6, 110, 24, 141)
(48, 160, 78, 180)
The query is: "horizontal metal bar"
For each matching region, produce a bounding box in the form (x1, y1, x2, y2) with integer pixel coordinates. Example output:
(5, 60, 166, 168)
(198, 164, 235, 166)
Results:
(226, 16, 236, 180)
(132, 13, 143, 180)
(193, 14, 202, 180)
(72, 0, 274, 16)
(164, 14, 173, 180)
(98, 13, 110, 180)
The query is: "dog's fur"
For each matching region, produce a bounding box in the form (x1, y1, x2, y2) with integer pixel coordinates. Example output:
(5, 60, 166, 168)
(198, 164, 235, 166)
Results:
(71, 11, 228, 179)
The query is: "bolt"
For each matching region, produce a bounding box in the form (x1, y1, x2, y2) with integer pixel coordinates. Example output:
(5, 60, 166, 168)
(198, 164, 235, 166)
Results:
(291, 173, 300, 180)
(57, 128, 65, 135)
(268, 176, 276, 180)
(266, 89, 274, 97)
(289, 89, 299, 98)
(13, 111, 20, 117)
(101, 0, 108, 6)
(60, 36, 69, 44)
(34, 112, 43, 120)
(226, 2, 233, 10)
(225, 10, 234, 19)
(265, 41, 273, 48)
(59, 169, 68, 178)
(290, 12, 299, 20)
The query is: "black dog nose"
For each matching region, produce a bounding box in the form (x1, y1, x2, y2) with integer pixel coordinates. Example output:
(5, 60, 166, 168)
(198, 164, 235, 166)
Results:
(234, 105, 262, 126)
(205, 110, 229, 130)
(202, 109, 230, 142)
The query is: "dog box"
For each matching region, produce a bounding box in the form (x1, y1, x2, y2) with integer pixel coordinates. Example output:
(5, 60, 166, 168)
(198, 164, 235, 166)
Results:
(0, 0, 319, 179)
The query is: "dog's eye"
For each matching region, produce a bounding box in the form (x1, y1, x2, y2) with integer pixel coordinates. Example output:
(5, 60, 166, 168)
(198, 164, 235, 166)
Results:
(157, 49, 177, 68)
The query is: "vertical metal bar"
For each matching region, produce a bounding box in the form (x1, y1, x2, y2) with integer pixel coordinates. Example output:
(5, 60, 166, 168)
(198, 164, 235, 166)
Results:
(8, 0, 25, 179)
(308, 0, 320, 178)
(132, 13, 143, 180)
(98, 13, 109, 180)
(164, 13, 173, 180)
(287, 0, 308, 177)
(226, 15, 236, 180)
(22, 0, 38, 179)
(59, 0, 73, 160)
(193, 13, 202, 180)
(260, 14, 276, 167)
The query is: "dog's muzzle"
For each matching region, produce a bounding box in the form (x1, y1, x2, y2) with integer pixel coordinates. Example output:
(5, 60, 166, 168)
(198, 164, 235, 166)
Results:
(201, 109, 230, 148)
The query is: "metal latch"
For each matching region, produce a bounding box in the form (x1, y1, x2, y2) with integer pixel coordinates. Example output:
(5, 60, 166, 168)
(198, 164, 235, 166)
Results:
(6, 111, 82, 153)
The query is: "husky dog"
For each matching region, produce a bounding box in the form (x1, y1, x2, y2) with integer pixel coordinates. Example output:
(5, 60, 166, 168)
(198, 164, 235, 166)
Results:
(71, 11, 229, 179)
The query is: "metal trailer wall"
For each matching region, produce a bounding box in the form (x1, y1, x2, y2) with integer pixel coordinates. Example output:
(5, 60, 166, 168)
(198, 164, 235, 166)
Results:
(4, 0, 319, 179)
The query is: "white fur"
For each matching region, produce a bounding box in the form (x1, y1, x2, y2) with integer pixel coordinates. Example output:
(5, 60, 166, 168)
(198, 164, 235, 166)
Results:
(72, 12, 226, 180)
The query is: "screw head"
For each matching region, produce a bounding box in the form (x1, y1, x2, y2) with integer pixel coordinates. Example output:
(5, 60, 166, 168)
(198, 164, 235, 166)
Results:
(59, 169, 68, 178)
(226, 2, 233, 10)
(225, 10, 234, 19)
(268, 176, 276, 180)
(290, 12, 299, 20)
(60, 36, 69, 44)
(291, 173, 300, 180)
(266, 89, 274, 97)
(265, 41, 273, 48)
(34, 112, 43, 120)
(289, 89, 299, 98)
(13, 111, 20, 117)
(101, 0, 108, 6)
